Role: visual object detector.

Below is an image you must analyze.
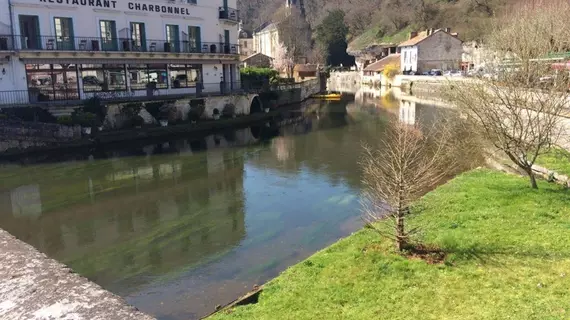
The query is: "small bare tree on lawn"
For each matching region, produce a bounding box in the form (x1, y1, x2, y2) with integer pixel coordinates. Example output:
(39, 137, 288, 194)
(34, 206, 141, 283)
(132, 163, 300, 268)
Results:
(446, 0, 570, 189)
(360, 118, 475, 251)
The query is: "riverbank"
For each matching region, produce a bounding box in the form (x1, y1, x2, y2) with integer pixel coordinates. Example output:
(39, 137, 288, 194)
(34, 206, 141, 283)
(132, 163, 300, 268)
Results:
(209, 168, 570, 320)
(0, 102, 306, 159)
(0, 228, 154, 320)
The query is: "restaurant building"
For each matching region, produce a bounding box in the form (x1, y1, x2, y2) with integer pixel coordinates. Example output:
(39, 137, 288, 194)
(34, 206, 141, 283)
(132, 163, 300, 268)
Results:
(0, 0, 240, 104)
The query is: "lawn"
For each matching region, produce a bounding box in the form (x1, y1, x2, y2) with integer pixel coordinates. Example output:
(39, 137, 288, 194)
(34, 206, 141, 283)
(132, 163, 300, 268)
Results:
(210, 169, 570, 320)
(536, 148, 570, 177)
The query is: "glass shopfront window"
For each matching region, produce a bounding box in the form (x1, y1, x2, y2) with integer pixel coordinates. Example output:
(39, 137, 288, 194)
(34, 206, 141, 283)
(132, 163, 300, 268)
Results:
(26, 64, 79, 101)
(169, 64, 202, 88)
(128, 64, 168, 90)
(80, 64, 127, 92)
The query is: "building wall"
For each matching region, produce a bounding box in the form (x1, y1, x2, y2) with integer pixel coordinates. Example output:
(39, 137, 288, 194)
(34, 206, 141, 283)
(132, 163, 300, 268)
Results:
(417, 31, 463, 72)
(400, 46, 418, 72)
(253, 27, 278, 58)
(239, 38, 254, 57)
(1, 0, 238, 45)
(0, 0, 240, 96)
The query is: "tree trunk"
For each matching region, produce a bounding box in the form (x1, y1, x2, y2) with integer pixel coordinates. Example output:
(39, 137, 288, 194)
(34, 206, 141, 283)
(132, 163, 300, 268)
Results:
(396, 210, 406, 251)
(528, 170, 538, 189)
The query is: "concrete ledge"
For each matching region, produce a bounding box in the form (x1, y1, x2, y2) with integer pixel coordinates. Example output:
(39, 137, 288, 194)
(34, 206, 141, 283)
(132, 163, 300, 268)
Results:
(0, 228, 155, 320)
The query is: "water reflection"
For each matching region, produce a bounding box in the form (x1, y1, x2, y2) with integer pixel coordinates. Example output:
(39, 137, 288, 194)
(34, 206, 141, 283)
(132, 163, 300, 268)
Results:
(0, 93, 450, 319)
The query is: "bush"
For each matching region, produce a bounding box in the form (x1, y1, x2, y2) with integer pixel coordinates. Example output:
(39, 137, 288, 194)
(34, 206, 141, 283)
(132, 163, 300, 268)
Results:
(222, 103, 236, 118)
(188, 99, 205, 122)
(131, 115, 145, 128)
(1, 107, 57, 123)
(72, 111, 99, 127)
(241, 67, 279, 85)
(82, 97, 106, 120)
(144, 101, 165, 120)
(57, 115, 74, 126)
(383, 63, 400, 79)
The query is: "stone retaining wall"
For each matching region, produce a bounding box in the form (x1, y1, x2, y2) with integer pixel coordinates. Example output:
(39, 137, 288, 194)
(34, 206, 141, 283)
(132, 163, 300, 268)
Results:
(0, 120, 82, 152)
(0, 228, 154, 320)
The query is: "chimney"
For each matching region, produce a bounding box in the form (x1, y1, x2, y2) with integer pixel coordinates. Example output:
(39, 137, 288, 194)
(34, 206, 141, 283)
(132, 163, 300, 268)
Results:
(409, 31, 418, 39)
(444, 27, 451, 33)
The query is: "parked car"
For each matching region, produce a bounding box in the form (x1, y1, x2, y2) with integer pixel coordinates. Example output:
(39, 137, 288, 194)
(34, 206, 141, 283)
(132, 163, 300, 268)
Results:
(83, 76, 103, 86)
(430, 69, 443, 76)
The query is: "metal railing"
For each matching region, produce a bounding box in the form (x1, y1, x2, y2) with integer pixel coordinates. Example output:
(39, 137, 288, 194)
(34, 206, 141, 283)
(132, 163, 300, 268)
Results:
(0, 35, 240, 54)
(0, 80, 317, 106)
(219, 7, 240, 22)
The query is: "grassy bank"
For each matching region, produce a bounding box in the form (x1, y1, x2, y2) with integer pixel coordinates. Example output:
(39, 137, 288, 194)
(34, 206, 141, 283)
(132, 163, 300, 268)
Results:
(536, 148, 570, 176)
(211, 169, 570, 320)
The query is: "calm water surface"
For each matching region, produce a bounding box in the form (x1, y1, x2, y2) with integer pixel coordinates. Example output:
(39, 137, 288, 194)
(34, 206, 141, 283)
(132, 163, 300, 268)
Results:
(0, 90, 444, 319)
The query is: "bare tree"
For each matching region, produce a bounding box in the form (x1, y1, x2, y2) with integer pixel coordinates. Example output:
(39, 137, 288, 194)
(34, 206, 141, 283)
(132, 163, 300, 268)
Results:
(272, 41, 295, 78)
(360, 118, 477, 251)
(446, 0, 570, 189)
(273, 6, 311, 71)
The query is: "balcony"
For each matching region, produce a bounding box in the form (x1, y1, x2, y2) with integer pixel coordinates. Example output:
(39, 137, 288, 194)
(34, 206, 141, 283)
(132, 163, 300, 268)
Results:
(0, 35, 240, 55)
(218, 7, 239, 23)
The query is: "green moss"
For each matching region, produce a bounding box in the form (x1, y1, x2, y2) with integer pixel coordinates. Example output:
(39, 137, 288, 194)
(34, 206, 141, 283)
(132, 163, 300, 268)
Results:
(210, 169, 570, 320)
(348, 26, 412, 51)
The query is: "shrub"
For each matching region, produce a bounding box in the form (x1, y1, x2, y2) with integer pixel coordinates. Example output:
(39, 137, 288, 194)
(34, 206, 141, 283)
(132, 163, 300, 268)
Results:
(57, 115, 74, 126)
(82, 97, 106, 120)
(383, 63, 400, 79)
(1, 107, 57, 123)
(72, 111, 99, 127)
(241, 67, 279, 86)
(188, 99, 205, 122)
(144, 101, 165, 120)
(222, 103, 236, 118)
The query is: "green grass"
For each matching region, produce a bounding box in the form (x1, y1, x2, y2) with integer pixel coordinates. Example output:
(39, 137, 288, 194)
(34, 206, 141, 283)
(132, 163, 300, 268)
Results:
(536, 148, 570, 176)
(348, 26, 412, 51)
(210, 169, 570, 320)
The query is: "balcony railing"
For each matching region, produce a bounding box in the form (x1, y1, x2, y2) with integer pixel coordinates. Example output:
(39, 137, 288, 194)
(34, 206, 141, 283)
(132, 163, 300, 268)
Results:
(0, 35, 240, 54)
(218, 7, 239, 22)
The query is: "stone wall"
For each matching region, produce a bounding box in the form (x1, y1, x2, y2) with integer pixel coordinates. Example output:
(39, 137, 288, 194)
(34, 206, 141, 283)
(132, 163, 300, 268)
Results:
(0, 120, 82, 152)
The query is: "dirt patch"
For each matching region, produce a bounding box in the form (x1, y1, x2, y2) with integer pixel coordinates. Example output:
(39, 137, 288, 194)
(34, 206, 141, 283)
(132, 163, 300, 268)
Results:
(404, 244, 447, 264)
(362, 242, 447, 264)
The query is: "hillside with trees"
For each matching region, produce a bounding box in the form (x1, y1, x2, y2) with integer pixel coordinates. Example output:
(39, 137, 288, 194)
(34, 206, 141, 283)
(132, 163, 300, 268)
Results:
(238, 0, 521, 54)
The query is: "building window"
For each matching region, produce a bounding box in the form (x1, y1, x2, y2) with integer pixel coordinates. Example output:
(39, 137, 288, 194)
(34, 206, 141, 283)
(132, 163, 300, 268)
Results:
(99, 20, 117, 51)
(165, 25, 179, 52)
(54, 17, 74, 50)
(80, 64, 127, 92)
(404, 51, 408, 63)
(186, 26, 201, 53)
(243, 41, 247, 48)
(169, 64, 202, 88)
(26, 64, 79, 101)
(19, 15, 41, 49)
(128, 64, 168, 90)
(130, 22, 146, 51)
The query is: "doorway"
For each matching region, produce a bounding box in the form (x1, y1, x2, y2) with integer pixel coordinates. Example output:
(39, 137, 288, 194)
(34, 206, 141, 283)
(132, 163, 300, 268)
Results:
(19, 15, 41, 49)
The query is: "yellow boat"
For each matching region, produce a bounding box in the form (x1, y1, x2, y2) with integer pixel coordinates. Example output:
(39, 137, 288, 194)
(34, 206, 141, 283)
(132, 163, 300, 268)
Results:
(311, 93, 342, 100)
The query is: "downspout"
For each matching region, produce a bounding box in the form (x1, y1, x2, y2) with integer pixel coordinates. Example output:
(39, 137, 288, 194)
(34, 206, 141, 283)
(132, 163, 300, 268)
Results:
(8, 0, 15, 45)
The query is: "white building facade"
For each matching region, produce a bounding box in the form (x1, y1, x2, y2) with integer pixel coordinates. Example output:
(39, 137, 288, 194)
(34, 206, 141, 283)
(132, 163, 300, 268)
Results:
(0, 0, 241, 104)
(399, 29, 463, 74)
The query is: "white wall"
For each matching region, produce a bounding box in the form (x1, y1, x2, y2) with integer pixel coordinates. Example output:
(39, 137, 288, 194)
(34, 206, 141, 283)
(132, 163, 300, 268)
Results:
(400, 46, 418, 72)
(3, 0, 238, 47)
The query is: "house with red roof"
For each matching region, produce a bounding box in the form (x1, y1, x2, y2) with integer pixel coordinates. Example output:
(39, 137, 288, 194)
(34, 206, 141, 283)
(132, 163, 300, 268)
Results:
(398, 28, 463, 74)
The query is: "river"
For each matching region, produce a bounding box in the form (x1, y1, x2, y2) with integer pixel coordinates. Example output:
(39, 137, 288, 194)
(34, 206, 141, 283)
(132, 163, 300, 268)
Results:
(0, 87, 447, 319)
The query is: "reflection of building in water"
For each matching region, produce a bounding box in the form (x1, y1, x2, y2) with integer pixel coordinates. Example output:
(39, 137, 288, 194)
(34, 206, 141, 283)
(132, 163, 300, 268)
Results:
(354, 85, 390, 107)
(272, 137, 295, 162)
(399, 100, 417, 125)
(1, 184, 43, 218)
(0, 128, 266, 292)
